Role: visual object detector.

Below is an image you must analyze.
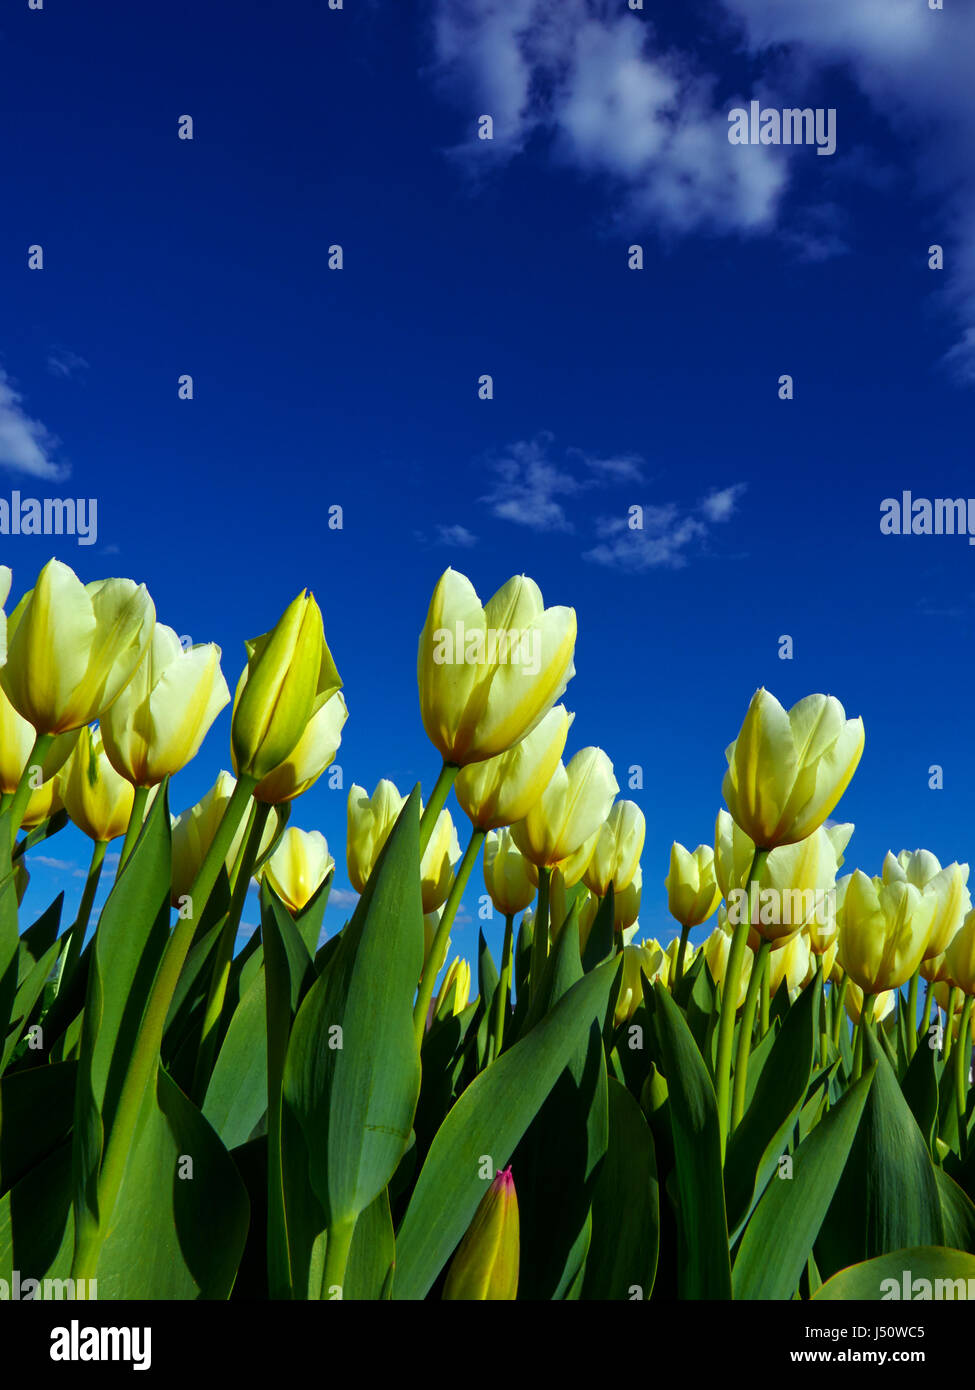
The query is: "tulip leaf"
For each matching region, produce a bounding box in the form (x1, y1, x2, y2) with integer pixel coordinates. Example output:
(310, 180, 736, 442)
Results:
(815, 1030, 945, 1280)
(900, 1030, 940, 1151)
(0, 818, 20, 1051)
(733, 1066, 874, 1299)
(648, 981, 732, 1299)
(0, 1142, 74, 1288)
(2, 938, 62, 1072)
(18, 891, 63, 972)
(812, 1245, 975, 1300)
(581, 888, 615, 972)
(0, 1062, 76, 1194)
(202, 964, 269, 1151)
(581, 1076, 659, 1300)
(935, 1166, 975, 1254)
(345, 1187, 395, 1300)
(392, 956, 620, 1301)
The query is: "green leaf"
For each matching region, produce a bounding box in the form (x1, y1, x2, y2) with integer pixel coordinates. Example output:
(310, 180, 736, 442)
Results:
(581, 1076, 659, 1300)
(393, 956, 620, 1301)
(935, 1166, 975, 1254)
(202, 964, 269, 1150)
(733, 1067, 874, 1299)
(0, 1062, 76, 1194)
(900, 1031, 940, 1151)
(813, 1246, 975, 1299)
(581, 888, 615, 972)
(345, 1187, 395, 1300)
(2, 938, 62, 1072)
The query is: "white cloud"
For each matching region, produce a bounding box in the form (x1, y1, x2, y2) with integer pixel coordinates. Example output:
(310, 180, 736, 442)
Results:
(436, 523, 478, 547)
(0, 370, 67, 479)
(700, 482, 747, 523)
(585, 482, 746, 572)
(46, 348, 89, 381)
(480, 432, 645, 532)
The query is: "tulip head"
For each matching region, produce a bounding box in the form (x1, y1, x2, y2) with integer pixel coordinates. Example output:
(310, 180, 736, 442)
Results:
(434, 956, 472, 1019)
(263, 827, 334, 916)
(21, 775, 64, 830)
(421, 805, 461, 914)
(722, 689, 864, 849)
(251, 691, 348, 804)
(171, 771, 280, 905)
(766, 929, 811, 1000)
(944, 909, 975, 995)
(231, 591, 341, 782)
(614, 941, 667, 1027)
(483, 827, 537, 917)
(882, 850, 970, 961)
(837, 870, 937, 994)
(714, 808, 757, 900)
(582, 800, 645, 898)
(347, 779, 458, 913)
(59, 725, 135, 843)
(442, 1166, 519, 1301)
(844, 978, 895, 1025)
(704, 918, 754, 1009)
(665, 842, 721, 928)
(511, 747, 618, 868)
(418, 569, 576, 766)
(613, 863, 642, 930)
(0, 560, 155, 735)
(0, 683, 79, 794)
(731, 823, 848, 946)
(454, 705, 571, 830)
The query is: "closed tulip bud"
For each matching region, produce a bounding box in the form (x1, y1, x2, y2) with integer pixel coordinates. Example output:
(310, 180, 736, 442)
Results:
(805, 936, 839, 984)
(844, 978, 895, 1025)
(455, 705, 571, 830)
(944, 909, 975, 995)
(443, 1166, 519, 1301)
(0, 684, 79, 794)
(434, 956, 472, 1019)
(837, 870, 937, 994)
(767, 929, 811, 999)
(0, 560, 155, 735)
(615, 941, 667, 1026)
(722, 689, 864, 849)
(347, 779, 458, 913)
(665, 935, 697, 976)
(421, 804, 462, 914)
(101, 623, 231, 787)
(882, 850, 970, 961)
(704, 918, 754, 1008)
(21, 775, 64, 830)
(733, 823, 849, 945)
(59, 726, 135, 843)
(582, 800, 645, 897)
(171, 771, 280, 905)
(714, 808, 756, 900)
(231, 591, 341, 782)
(614, 862, 642, 930)
(263, 827, 334, 915)
(0, 565, 11, 667)
(251, 691, 348, 804)
(665, 842, 721, 928)
(483, 827, 537, 917)
(511, 747, 618, 868)
(418, 569, 576, 767)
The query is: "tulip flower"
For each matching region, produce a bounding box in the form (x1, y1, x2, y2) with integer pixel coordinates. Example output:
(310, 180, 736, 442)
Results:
(704, 919, 754, 1009)
(714, 808, 757, 900)
(722, 689, 864, 849)
(433, 956, 472, 1019)
(171, 771, 280, 905)
(882, 850, 971, 961)
(844, 979, 895, 1025)
(443, 1167, 519, 1300)
(552, 828, 600, 888)
(582, 800, 645, 898)
(766, 929, 811, 999)
(614, 863, 642, 930)
(483, 827, 536, 916)
(231, 590, 341, 783)
(262, 827, 334, 915)
(732, 822, 850, 946)
(59, 726, 135, 843)
(944, 909, 975, 996)
(0, 684, 79, 795)
(251, 691, 347, 804)
(20, 775, 64, 830)
(665, 842, 721, 928)
(614, 941, 667, 1027)
(0, 564, 10, 667)
(347, 779, 460, 914)
(511, 748, 618, 868)
(0, 560, 155, 735)
(454, 705, 571, 830)
(418, 569, 576, 767)
(837, 870, 937, 995)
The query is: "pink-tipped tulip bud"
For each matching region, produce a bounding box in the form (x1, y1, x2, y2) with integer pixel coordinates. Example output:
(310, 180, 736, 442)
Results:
(442, 1166, 520, 1300)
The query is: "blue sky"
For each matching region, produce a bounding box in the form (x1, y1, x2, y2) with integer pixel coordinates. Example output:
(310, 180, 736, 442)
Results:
(4, 0, 975, 975)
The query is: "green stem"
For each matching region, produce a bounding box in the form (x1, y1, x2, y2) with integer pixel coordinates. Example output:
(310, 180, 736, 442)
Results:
(54, 838, 107, 998)
(714, 849, 767, 1162)
(70, 773, 257, 1282)
(832, 976, 849, 1049)
(192, 800, 271, 1103)
(490, 912, 515, 1062)
(731, 936, 771, 1130)
(920, 977, 934, 1045)
(674, 922, 691, 987)
(760, 960, 770, 1035)
(852, 991, 877, 1082)
(412, 826, 485, 1045)
(321, 1215, 357, 1299)
(954, 995, 973, 1156)
(905, 969, 920, 1061)
(944, 986, 960, 1062)
(418, 762, 459, 858)
(117, 784, 150, 872)
(529, 865, 551, 1006)
(7, 732, 55, 847)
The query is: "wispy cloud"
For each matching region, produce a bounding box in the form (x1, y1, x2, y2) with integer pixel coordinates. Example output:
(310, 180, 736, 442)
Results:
(329, 887, 358, 908)
(46, 348, 89, 381)
(436, 523, 478, 547)
(0, 370, 68, 479)
(31, 855, 77, 872)
(480, 432, 645, 533)
(585, 483, 746, 572)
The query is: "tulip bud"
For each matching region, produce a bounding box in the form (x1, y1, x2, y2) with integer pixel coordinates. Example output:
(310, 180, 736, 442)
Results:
(714, 808, 756, 900)
(582, 800, 645, 898)
(483, 827, 536, 916)
(433, 956, 472, 1020)
(443, 1166, 520, 1300)
(21, 775, 64, 830)
(615, 941, 666, 1026)
(262, 827, 334, 915)
(101, 623, 231, 787)
(837, 870, 937, 994)
(766, 929, 811, 999)
(722, 689, 864, 849)
(882, 850, 971, 961)
(613, 862, 642, 930)
(733, 823, 848, 946)
(0, 683, 79, 794)
(664, 935, 697, 977)
(347, 779, 459, 913)
(231, 591, 341, 782)
(454, 705, 571, 829)
(172, 771, 280, 905)
(704, 918, 754, 1009)
(844, 978, 895, 1025)
(59, 726, 135, 843)
(944, 909, 975, 995)
(511, 747, 618, 867)
(251, 691, 347, 804)
(665, 842, 721, 928)
(0, 560, 155, 735)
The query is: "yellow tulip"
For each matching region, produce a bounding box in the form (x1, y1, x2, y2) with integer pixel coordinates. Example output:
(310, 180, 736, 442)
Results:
(263, 827, 334, 915)
(454, 705, 571, 830)
(704, 918, 754, 1009)
(347, 780, 459, 913)
(920, 948, 953, 985)
(713, 808, 757, 900)
(420, 803, 461, 914)
(582, 800, 645, 897)
(0, 559, 155, 735)
(252, 691, 347, 804)
(844, 979, 895, 1025)
(665, 842, 721, 928)
(837, 870, 937, 994)
(434, 956, 472, 1017)
(944, 909, 975, 995)
(59, 726, 134, 843)
(613, 863, 642, 930)
(767, 930, 811, 999)
(171, 771, 280, 904)
(615, 941, 667, 1026)
(101, 623, 231, 787)
(443, 1166, 519, 1301)
(665, 935, 697, 976)
(552, 829, 600, 888)
(483, 827, 536, 916)
(0, 684, 79, 794)
(417, 569, 576, 766)
(231, 590, 341, 782)
(21, 775, 64, 830)
(722, 689, 864, 849)
(731, 823, 850, 946)
(881, 850, 970, 961)
(510, 748, 618, 867)
(0, 565, 11, 667)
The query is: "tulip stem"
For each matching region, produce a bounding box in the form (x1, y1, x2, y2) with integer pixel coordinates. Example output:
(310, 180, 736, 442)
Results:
(760, 962, 770, 1036)
(731, 937, 770, 1130)
(413, 826, 485, 1046)
(954, 995, 973, 1156)
(70, 773, 257, 1284)
(852, 991, 877, 1081)
(192, 799, 272, 1103)
(54, 838, 107, 999)
(714, 849, 767, 1163)
(944, 987, 960, 1062)
(905, 969, 920, 1061)
(920, 978, 934, 1046)
(117, 784, 150, 872)
(321, 1215, 357, 1299)
(7, 732, 55, 848)
(831, 977, 849, 1049)
(529, 866, 551, 1006)
(490, 913, 515, 1062)
(674, 923, 691, 987)
(419, 762, 459, 858)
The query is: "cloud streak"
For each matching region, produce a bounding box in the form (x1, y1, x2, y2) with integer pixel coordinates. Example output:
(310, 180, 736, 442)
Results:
(0, 370, 67, 479)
